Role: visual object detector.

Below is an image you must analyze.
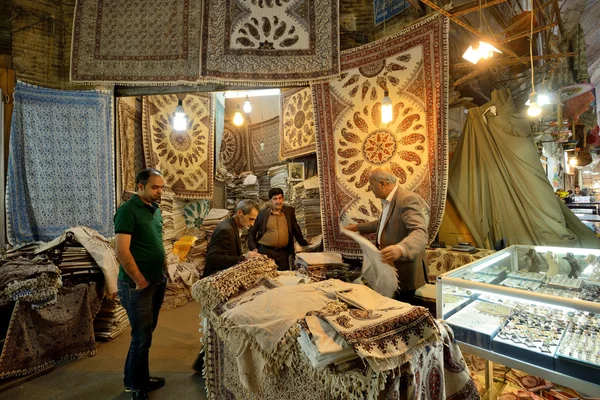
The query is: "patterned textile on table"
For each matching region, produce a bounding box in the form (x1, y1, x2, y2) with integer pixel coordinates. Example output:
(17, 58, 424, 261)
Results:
(70, 0, 202, 83)
(425, 247, 495, 281)
(117, 97, 144, 194)
(7, 81, 115, 245)
(219, 122, 247, 175)
(200, 0, 339, 85)
(183, 200, 211, 229)
(313, 15, 449, 255)
(142, 93, 214, 199)
(0, 258, 62, 309)
(280, 87, 316, 160)
(248, 116, 281, 171)
(35, 226, 120, 296)
(0, 282, 102, 379)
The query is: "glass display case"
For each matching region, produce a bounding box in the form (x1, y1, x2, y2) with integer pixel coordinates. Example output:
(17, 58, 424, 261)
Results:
(437, 245, 600, 396)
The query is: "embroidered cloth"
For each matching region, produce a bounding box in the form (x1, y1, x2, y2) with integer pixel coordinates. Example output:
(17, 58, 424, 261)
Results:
(219, 122, 247, 174)
(183, 200, 211, 229)
(117, 97, 144, 193)
(426, 247, 495, 281)
(0, 282, 101, 379)
(280, 87, 316, 159)
(0, 258, 62, 308)
(200, 0, 339, 84)
(312, 15, 449, 255)
(248, 116, 281, 171)
(142, 93, 214, 199)
(7, 81, 115, 245)
(71, 0, 202, 83)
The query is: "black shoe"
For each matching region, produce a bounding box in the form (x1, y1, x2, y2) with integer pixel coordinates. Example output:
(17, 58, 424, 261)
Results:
(131, 392, 148, 400)
(192, 350, 205, 372)
(125, 377, 165, 393)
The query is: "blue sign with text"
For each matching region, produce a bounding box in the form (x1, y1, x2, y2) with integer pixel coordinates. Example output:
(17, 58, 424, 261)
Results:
(374, 0, 411, 25)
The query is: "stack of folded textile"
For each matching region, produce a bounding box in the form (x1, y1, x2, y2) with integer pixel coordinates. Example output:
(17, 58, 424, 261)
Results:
(0, 257, 62, 309)
(293, 176, 322, 239)
(172, 200, 187, 240)
(94, 297, 130, 341)
(268, 165, 289, 199)
(201, 209, 231, 243)
(160, 188, 176, 253)
(242, 173, 259, 200)
(258, 171, 271, 200)
(295, 252, 350, 282)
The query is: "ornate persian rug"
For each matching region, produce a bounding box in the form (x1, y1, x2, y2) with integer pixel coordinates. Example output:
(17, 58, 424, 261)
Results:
(280, 87, 316, 159)
(200, 0, 339, 84)
(219, 122, 248, 175)
(117, 97, 144, 193)
(248, 117, 281, 171)
(0, 283, 102, 379)
(312, 15, 449, 255)
(142, 93, 214, 199)
(71, 0, 202, 83)
(7, 81, 115, 245)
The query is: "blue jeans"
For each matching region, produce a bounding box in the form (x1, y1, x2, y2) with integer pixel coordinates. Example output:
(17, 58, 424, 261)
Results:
(118, 275, 166, 392)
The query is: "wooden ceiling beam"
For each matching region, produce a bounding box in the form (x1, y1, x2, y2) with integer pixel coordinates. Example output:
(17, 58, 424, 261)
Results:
(500, 0, 554, 35)
(450, 0, 508, 18)
(452, 52, 575, 70)
(499, 21, 557, 44)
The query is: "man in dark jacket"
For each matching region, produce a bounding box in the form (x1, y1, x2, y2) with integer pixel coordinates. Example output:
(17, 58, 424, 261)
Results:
(248, 188, 310, 270)
(203, 199, 262, 277)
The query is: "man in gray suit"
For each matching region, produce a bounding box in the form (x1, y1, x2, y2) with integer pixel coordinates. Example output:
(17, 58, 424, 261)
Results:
(345, 167, 428, 304)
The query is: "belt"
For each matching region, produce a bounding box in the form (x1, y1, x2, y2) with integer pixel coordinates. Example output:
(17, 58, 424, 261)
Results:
(260, 244, 287, 252)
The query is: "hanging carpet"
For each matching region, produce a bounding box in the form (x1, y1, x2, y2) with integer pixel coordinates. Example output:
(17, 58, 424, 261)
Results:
(142, 93, 214, 199)
(248, 116, 281, 172)
(7, 81, 115, 245)
(219, 122, 248, 175)
(313, 15, 449, 255)
(200, 0, 340, 84)
(448, 89, 600, 248)
(280, 87, 316, 160)
(117, 97, 144, 194)
(70, 0, 202, 83)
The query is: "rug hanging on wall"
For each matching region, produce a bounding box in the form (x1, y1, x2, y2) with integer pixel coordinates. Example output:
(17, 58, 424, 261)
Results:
(7, 81, 115, 245)
(219, 122, 248, 175)
(142, 93, 214, 199)
(313, 15, 449, 255)
(117, 97, 145, 194)
(200, 0, 339, 84)
(70, 0, 202, 83)
(279, 87, 316, 160)
(248, 116, 281, 171)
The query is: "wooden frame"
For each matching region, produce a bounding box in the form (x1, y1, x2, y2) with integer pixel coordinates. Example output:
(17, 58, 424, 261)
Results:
(288, 162, 305, 181)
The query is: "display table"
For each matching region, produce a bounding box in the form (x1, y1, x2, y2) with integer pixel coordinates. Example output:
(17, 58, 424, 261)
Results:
(437, 245, 600, 396)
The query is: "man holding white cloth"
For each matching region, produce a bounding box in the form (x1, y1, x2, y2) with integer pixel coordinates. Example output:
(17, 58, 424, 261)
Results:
(345, 167, 428, 304)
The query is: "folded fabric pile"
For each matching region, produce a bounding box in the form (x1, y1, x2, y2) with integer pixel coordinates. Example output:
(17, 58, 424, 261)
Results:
(295, 252, 350, 282)
(0, 257, 62, 308)
(293, 176, 323, 239)
(187, 229, 208, 277)
(242, 173, 259, 200)
(232, 173, 247, 202)
(201, 209, 231, 243)
(258, 171, 271, 200)
(215, 164, 229, 183)
(268, 165, 289, 199)
(172, 200, 187, 240)
(160, 188, 176, 252)
(94, 297, 129, 341)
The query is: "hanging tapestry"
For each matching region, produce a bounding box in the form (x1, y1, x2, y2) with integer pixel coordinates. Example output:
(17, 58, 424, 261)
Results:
(248, 116, 281, 171)
(71, 0, 202, 83)
(7, 81, 115, 245)
(219, 122, 248, 175)
(280, 87, 316, 160)
(183, 200, 212, 229)
(117, 97, 144, 194)
(313, 15, 449, 255)
(200, 0, 340, 85)
(142, 93, 214, 199)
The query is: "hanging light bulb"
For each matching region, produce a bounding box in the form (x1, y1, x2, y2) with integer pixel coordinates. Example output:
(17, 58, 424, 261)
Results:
(462, 41, 502, 64)
(381, 90, 393, 123)
(527, 93, 542, 117)
(569, 157, 578, 167)
(173, 99, 188, 131)
(233, 104, 244, 126)
(243, 95, 252, 113)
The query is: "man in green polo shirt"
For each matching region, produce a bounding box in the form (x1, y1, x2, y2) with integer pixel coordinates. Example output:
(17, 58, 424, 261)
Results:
(114, 168, 166, 400)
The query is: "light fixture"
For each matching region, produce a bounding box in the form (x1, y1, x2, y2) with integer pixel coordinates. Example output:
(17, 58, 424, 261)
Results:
(173, 99, 188, 131)
(233, 104, 244, 126)
(527, 93, 542, 117)
(462, 41, 502, 64)
(260, 141, 265, 151)
(569, 157, 578, 167)
(525, 93, 552, 107)
(243, 95, 252, 113)
(381, 90, 393, 123)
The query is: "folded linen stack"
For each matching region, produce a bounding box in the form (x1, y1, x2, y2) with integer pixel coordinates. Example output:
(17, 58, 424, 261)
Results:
(94, 297, 130, 341)
(201, 209, 231, 243)
(293, 176, 322, 239)
(268, 165, 289, 199)
(295, 252, 350, 282)
(258, 172, 271, 200)
(242, 173, 259, 200)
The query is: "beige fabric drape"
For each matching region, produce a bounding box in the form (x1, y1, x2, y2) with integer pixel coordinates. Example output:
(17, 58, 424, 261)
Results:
(448, 89, 600, 248)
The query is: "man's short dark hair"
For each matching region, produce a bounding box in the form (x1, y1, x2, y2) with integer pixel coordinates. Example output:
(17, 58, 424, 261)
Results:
(136, 169, 162, 187)
(268, 188, 284, 199)
(575, 185, 581, 189)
